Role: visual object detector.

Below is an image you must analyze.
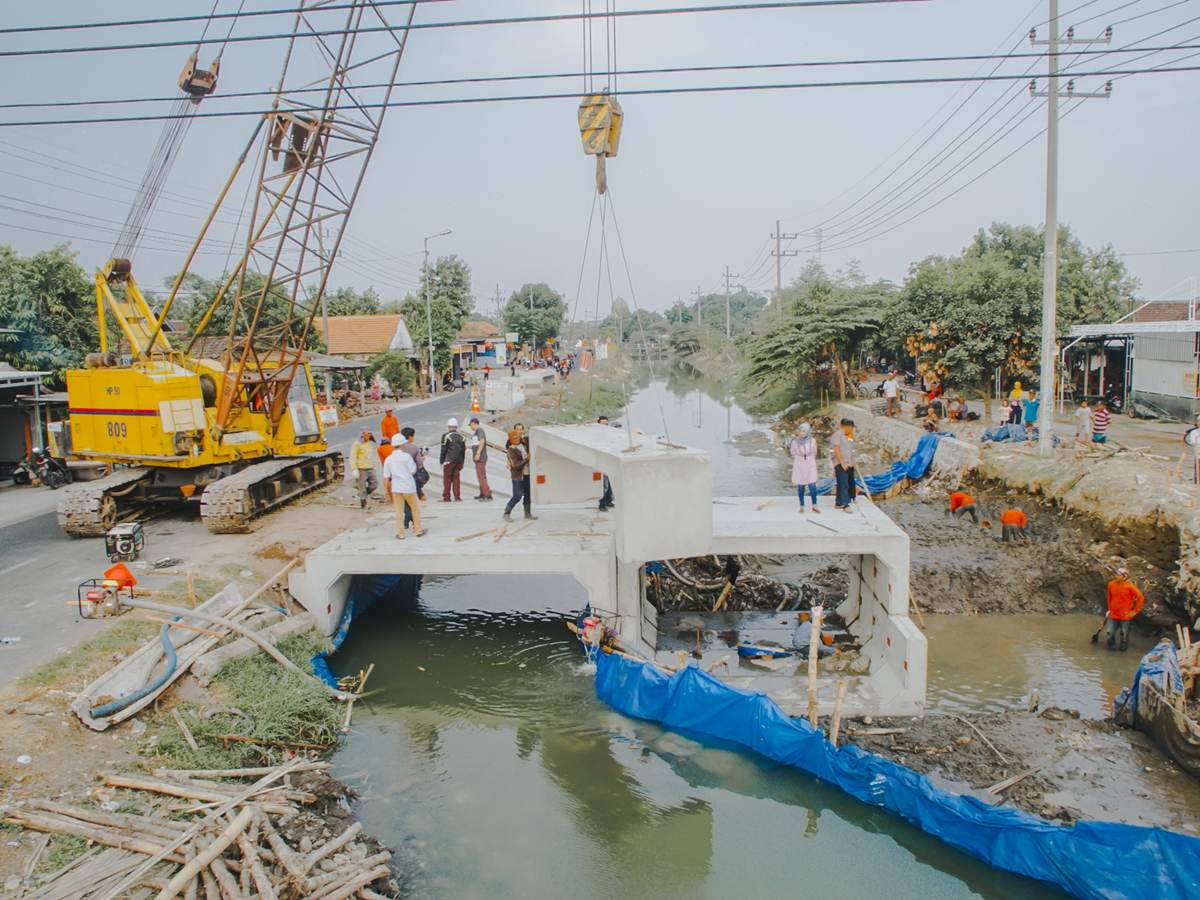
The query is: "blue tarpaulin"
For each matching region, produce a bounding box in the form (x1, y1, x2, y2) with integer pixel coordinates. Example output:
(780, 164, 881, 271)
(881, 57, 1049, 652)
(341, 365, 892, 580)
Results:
(816, 431, 944, 495)
(594, 649, 1200, 900)
(311, 573, 407, 687)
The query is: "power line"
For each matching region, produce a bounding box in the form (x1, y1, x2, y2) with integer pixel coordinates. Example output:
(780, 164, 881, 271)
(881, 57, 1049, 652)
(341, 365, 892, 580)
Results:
(2, 64, 1197, 128)
(0, 1, 940, 58)
(9, 43, 1200, 113)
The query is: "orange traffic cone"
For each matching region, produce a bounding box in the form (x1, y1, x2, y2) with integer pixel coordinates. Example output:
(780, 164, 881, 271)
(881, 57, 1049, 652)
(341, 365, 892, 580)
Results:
(471, 393, 480, 413)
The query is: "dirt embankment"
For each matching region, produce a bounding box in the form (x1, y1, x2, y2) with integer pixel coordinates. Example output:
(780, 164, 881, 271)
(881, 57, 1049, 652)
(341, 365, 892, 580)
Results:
(974, 450, 1200, 624)
(881, 487, 1180, 624)
(838, 708, 1200, 834)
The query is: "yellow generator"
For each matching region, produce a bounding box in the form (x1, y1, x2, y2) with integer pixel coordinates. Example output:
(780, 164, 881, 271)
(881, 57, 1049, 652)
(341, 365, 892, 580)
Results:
(57, 260, 341, 536)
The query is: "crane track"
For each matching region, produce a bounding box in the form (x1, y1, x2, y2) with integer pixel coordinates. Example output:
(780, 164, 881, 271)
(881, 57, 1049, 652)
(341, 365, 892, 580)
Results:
(56, 467, 151, 536)
(200, 451, 343, 534)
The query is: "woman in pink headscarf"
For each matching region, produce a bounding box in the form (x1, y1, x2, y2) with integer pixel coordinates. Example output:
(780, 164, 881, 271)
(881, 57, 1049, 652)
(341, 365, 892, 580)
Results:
(790, 421, 820, 514)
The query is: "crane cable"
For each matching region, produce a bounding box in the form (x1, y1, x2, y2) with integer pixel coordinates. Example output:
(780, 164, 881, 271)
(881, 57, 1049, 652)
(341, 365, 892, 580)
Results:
(112, 0, 244, 261)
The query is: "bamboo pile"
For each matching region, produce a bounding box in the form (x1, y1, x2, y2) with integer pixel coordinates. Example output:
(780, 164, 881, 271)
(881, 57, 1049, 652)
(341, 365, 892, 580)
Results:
(3, 761, 396, 900)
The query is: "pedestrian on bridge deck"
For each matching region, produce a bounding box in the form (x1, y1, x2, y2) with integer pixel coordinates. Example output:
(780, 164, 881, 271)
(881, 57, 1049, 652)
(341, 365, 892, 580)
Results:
(790, 422, 820, 514)
(469, 416, 493, 501)
(349, 428, 379, 510)
(597, 416, 615, 511)
(503, 427, 536, 522)
(1105, 567, 1144, 652)
(831, 419, 857, 513)
(383, 436, 423, 539)
(440, 418, 467, 502)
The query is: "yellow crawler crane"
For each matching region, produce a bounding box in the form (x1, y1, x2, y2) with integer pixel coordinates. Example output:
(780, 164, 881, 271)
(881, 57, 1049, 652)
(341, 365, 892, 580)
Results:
(57, 0, 419, 535)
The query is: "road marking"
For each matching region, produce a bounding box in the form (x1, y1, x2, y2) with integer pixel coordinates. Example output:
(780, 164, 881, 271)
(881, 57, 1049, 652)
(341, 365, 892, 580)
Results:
(0, 558, 38, 577)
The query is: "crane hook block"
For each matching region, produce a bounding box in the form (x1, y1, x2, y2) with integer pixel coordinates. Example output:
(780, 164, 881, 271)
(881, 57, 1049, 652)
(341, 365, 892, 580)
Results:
(179, 52, 220, 104)
(578, 90, 623, 159)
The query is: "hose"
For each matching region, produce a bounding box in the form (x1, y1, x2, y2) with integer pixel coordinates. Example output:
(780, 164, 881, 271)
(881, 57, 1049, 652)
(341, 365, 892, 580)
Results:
(90, 619, 179, 719)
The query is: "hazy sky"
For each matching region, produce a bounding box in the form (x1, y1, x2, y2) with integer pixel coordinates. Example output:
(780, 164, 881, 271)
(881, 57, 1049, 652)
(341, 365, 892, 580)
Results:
(1, 0, 1197, 323)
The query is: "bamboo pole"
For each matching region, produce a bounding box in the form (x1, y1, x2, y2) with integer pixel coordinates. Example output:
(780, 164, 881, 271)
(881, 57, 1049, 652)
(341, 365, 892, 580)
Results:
(154, 805, 254, 900)
(828, 679, 849, 747)
(455, 528, 498, 542)
(153, 763, 331, 780)
(807, 605, 823, 728)
(302, 823, 362, 874)
(187, 572, 196, 609)
(145, 616, 224, 638)
(340, 663, 374, 734)
(171, 708, 200, 752)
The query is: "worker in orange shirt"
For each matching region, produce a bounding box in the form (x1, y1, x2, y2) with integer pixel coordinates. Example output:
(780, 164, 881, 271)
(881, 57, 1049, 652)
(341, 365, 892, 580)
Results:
(1105, 567, 1144, 652)
(380, 406, 400, 443)
(1000, 508, 1029, 544)
(948, 490, 978, 525)
(377, 436, 394, 468)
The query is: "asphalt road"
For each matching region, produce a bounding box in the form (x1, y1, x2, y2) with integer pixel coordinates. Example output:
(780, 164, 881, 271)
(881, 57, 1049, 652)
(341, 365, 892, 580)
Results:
(0, 392, 470, 688)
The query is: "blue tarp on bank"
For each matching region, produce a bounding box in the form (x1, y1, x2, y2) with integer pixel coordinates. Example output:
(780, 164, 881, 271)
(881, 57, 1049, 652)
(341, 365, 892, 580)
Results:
(594, 649, 1200, 900)
(312, 573, 407, 687)
(815, 431, 944, 496)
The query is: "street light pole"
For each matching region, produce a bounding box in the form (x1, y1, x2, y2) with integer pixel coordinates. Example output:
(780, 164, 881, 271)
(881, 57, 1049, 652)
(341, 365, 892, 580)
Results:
(424, 229, 451, 395)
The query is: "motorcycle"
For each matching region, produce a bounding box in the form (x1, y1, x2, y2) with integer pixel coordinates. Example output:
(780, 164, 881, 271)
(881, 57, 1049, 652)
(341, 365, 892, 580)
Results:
(30, 448, 72, 489)
(1102, 391, 1123, 414)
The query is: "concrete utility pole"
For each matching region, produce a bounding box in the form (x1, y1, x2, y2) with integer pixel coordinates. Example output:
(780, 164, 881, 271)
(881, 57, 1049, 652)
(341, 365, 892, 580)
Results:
(424, 229, 451, 394)
(772, 219, 800, 302)
(723, 266, 742, 340)
(1031, 4, 1112, 457)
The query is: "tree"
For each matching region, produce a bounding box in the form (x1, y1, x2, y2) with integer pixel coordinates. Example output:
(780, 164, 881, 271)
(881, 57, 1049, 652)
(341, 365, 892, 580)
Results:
(0, 244, 98, 388)
(503, 283, 566, 347)
(364, 349, 415, 397)
(418, 255, 474, 323)
(324, 286, 380, 316)
(180, 271, 326, 352)
(883, 222, 1140, 415)
(747, 263, 894, 402)
(396, 255, 475, 382)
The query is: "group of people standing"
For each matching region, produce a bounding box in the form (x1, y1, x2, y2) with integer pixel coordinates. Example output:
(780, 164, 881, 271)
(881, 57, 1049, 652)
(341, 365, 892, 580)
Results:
(788, 418, 861, 514)
(1073, 398, 1112, 444)
(347, 407, 539, 541)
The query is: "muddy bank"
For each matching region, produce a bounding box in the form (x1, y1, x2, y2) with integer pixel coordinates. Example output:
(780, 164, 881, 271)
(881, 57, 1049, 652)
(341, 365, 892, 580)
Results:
(838, 709, 1200, 834)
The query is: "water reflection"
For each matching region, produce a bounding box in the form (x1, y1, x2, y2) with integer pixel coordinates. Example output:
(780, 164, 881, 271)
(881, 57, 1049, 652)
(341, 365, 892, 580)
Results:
(330, 575, 1064, 900)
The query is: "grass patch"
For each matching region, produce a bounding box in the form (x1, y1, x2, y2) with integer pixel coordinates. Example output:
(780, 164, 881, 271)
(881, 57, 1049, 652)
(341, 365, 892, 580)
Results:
(151, 629, 338, 771)
(19, 617, 158, 688)
(37, 834, 88, 875)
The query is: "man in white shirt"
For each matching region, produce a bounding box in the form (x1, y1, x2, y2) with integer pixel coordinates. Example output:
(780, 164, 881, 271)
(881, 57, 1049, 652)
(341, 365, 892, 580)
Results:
(383, 434, 424, 538)
(883, 371, 899, 418)
(1074, 399, 1093, 445)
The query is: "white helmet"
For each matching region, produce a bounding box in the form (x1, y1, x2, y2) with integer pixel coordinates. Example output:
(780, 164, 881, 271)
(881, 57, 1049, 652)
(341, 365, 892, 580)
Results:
(391, 434, 404, 447)
(447, 417, 459, 427)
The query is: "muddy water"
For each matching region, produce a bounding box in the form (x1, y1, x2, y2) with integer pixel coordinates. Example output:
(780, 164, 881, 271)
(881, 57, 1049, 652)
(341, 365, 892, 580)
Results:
(327, 372, 1130, 896)
(924, 612, 1154, 718)
(330, 574, 1063, 900)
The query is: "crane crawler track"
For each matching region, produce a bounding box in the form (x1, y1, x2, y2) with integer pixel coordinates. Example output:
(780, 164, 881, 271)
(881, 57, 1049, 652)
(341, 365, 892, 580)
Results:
(200, 451, 343, 533)
(56, 467, 151, 536)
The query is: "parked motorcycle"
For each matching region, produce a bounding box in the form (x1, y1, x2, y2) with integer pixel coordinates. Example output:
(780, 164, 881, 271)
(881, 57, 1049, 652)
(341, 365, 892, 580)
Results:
(30, 448, 72, 489)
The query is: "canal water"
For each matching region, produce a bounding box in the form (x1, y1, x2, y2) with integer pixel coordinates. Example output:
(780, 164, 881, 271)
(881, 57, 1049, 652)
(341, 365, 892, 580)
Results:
(326, 370, 1099, 897)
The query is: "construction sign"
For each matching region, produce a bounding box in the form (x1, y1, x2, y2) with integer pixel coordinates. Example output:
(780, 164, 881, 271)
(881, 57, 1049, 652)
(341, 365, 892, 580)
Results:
(580, 351, 592, 373)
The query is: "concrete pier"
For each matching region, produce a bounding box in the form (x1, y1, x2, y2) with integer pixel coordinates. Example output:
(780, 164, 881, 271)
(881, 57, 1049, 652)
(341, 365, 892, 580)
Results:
(290, 424, 925, 715)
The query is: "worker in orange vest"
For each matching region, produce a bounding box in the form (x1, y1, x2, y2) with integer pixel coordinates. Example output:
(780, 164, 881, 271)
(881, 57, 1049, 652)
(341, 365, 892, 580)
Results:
(1105, 567, 1144, 652)
(948, 490, 978, 525)
(380, 407, 399, 443)
(1000, 508, 1029, 544)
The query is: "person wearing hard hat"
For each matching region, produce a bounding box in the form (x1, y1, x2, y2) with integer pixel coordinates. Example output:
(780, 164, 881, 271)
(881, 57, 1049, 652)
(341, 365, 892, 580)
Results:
(383, 433, 424, 538)
(349, 427, 379, 510)
(439, 417, 467, 502)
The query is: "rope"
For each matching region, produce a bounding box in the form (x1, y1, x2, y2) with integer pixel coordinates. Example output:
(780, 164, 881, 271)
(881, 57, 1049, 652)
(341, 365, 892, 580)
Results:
(217, 0, 249, 58)
(553, 189, 599, 425)
(606, 188, 672, 444)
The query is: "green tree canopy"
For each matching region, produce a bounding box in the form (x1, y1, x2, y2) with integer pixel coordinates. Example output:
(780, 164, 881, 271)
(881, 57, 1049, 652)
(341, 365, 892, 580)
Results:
(419, 255, 474, 323)
(179, 271, 326, 351)
(324, 286, 380, 316)
(746, 263, 895, 401)
(503, 283, 566, 346)
(882, 222, 1140, 412)
(0, 244, 97, 388)
(364, 349, 415, 398)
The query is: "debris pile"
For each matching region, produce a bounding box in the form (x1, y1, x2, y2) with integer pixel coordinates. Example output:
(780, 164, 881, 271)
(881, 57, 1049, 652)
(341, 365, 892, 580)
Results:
(336, 393, 365, 425)
(3, 760, 398, 899)
(650, 555, 800, 611)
